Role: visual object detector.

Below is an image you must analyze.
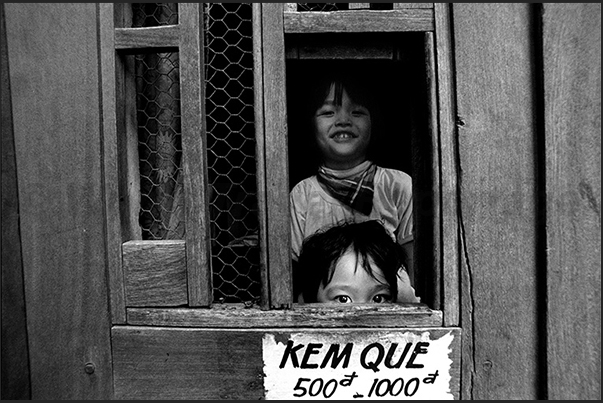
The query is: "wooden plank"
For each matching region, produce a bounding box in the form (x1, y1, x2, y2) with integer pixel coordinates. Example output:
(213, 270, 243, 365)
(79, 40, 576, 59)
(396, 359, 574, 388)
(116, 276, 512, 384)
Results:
(114, 26, 179, 50)
(452, 3, 539, 399)
(122, 240, 188, 306)
(394, 3, 433, 9)
(252, 3, 270, 309)
(4, 3, 113, 398)
(433, 3, 458, 328)
(284, 9, 434, 33)
(261, 3, 293, 308)
(112, 326, 460, 399)
(543, 3, 601, 400)
(98, 3, 126, 324)
(1, 3, 31, 398)
(179, 3, 213, 307)
(127, 304, 443, 328)
(285, 34, 396, 60)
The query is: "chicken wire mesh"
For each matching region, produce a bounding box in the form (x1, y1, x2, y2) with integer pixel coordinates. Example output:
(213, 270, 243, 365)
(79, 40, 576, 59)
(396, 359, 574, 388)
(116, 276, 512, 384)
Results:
(130, 3, 260, 303)
(132, 4, 184, 241)
(204, 3, 260, 304)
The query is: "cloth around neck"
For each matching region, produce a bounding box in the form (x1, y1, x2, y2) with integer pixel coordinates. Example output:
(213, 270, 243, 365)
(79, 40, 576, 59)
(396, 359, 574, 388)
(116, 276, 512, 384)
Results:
(316, 160, 376, 216)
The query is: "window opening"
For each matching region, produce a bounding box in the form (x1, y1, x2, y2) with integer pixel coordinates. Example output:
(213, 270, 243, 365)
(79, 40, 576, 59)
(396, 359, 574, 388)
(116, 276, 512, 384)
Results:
(286, 32, 434, 305)
(204, 3, 261, 303)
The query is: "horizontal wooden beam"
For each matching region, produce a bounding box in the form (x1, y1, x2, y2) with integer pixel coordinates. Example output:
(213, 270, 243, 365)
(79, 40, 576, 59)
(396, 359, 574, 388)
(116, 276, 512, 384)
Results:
(127, 303, 443, 328)
(284, 9, 434, 33)
(115, 26, 179, 50)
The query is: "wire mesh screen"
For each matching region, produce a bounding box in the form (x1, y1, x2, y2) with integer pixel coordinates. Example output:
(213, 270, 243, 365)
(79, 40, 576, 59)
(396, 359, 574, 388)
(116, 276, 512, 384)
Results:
(297, 3, 350, 11)
(129, 3, 261, 303)
(133, 4, 184, 241)
(205, 3, 261, 304)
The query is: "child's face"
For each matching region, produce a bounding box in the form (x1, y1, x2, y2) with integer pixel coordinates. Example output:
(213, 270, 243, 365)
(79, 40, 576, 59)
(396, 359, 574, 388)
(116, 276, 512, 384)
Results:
(313, 84, 372, 170)
(316, 247, 392, 304)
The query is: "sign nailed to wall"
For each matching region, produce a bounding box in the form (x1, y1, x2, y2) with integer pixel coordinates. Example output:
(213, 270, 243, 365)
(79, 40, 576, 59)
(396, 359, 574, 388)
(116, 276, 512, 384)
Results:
(263, 328, 460, 400)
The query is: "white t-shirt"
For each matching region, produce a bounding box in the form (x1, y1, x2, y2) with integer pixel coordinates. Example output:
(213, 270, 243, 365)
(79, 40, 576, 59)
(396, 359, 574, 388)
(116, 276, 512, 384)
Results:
(290, 165, 414, 261)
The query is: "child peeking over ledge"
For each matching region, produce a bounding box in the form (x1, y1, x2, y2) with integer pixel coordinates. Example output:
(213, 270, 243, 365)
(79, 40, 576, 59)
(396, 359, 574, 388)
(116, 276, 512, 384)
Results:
(296, 220, 420, 304)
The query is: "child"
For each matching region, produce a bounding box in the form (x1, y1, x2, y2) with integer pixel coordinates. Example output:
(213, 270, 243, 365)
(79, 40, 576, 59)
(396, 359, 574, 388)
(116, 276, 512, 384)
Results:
(289, 65, 415, 289)
(296, 220, 419, 303)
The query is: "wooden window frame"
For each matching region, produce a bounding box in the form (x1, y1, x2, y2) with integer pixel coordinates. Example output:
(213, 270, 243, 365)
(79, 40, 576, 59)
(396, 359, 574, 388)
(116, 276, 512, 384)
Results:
(100, 3, 459, 329)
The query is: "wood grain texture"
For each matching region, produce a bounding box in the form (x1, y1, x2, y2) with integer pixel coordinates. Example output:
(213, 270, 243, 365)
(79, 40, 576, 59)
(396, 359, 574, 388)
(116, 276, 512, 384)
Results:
(4, 3, 113, 398)
(112, 326, 460, 399)
(285, 34, 396, 60)
(284, 9, 434, 33)
(127, 303, 443, 328)
(1, 3, 31, 398)
(394, 3, 433, 9)
(261, 3, 293, 308)
(452, 3, 539, 399)
(122, 240, 188, 307)
(115, 26, 179, 50)
(433, 3, 459, 328)
(99, 3, 126, 324)
(252, 3, 270, 309)
(179, 3, 213, 307)
(543, 3, 601, 400)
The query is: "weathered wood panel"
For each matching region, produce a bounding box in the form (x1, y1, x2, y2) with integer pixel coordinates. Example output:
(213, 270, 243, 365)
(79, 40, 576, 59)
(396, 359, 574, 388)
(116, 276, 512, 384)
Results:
(452, 3, 540, 399)
(114, 26, 179, 50)
(1, 4, 30, 398)
(179, 3, 213, 307)
(122, 240, 188, 306)
(127, 303, 443, 328)
(284, 9, 434, 33)
(261, 3, 293, 308)
(252, 4, 271, 309)
(433, 3, 459, 328)
(112, 326, 460, 399)
(99, 3, 126, 324)
(4, 3, 113, 399)
(394, 3, 433, 9)
(543, 3, 601, 400)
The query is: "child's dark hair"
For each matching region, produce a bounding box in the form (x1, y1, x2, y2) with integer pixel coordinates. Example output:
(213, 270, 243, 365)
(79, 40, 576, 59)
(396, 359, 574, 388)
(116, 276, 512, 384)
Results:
(296, 220, 407, 302)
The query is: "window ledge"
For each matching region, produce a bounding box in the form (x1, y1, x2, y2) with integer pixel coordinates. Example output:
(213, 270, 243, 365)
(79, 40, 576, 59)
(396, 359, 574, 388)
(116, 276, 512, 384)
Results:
(126, 303, 443, 328)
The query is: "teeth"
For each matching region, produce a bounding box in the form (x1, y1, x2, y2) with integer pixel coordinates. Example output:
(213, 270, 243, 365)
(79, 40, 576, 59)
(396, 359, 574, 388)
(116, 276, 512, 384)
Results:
(333, 133, 353, 139)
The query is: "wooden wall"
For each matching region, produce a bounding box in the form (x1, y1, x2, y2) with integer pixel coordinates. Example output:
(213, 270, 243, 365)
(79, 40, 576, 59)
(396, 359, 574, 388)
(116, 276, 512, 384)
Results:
(542, 3, 601, 400)
(1, 2, 600, 400)
(2, 3, 113, 399)
(1, 4, 30, 399)
(453, 3, 541, 399)
(452, 3, 600, 400)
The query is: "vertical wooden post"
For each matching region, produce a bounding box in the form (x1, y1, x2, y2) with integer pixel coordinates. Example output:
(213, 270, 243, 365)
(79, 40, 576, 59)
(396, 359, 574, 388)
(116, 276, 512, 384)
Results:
(433, 2, 459, 327)
(260, 3, 293, 308)
(179, 3, 213, 307)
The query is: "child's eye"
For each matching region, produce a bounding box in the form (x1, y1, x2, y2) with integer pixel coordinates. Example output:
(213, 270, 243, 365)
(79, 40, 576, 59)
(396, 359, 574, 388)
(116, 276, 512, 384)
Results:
(334, 295, 352, 303)
(372, 294, 392, 303)
(317, 109, 335, 117)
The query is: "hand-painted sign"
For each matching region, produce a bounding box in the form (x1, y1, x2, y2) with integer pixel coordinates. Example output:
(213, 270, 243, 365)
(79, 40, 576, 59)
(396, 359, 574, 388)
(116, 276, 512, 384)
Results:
(262, 328, 460, 400)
